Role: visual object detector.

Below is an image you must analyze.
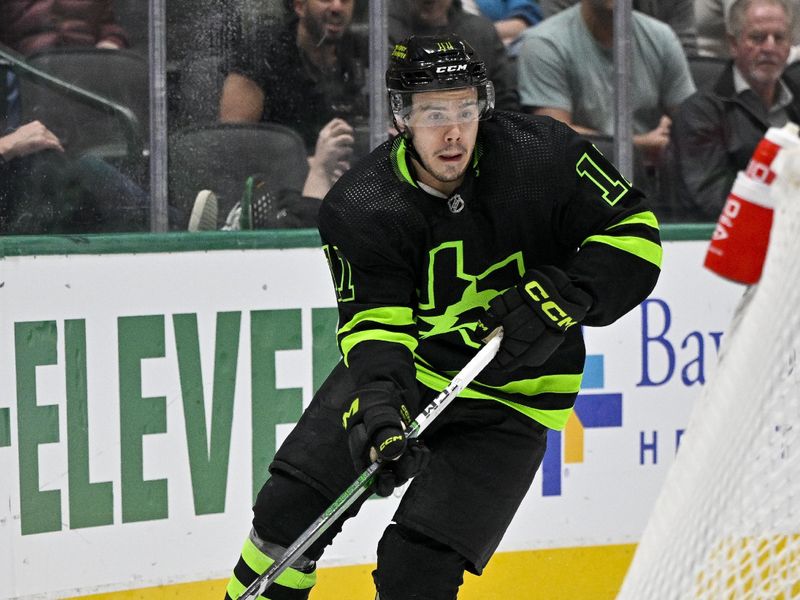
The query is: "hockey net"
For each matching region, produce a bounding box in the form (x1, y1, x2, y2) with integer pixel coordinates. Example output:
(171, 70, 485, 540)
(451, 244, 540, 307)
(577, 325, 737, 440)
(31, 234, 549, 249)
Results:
(617, 147, 800, 599)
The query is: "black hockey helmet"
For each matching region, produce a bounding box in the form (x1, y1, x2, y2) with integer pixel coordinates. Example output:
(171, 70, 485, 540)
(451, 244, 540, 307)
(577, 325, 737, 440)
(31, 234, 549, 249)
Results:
(386, 34, 495, 128)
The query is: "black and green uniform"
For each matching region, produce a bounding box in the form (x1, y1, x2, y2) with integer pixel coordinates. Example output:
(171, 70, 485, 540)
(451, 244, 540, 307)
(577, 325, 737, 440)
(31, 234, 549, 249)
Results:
(321, 110, 660, 432)
(227, 111, 661, 599)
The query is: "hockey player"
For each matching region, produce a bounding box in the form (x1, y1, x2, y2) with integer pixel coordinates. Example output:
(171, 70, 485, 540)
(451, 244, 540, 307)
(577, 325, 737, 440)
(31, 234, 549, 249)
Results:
(224, 33, 662, 600)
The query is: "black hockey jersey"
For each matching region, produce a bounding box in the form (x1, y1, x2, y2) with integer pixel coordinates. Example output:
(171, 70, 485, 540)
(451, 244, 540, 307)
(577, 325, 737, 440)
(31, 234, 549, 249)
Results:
(318, 111, 661, 430)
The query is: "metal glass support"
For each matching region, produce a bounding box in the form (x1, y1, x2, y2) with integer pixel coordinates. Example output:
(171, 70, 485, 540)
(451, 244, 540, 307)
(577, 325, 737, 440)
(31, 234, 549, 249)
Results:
(613, 0, 634, 181)
(368, 0, 389, 152)
(148, 0, 169, 232)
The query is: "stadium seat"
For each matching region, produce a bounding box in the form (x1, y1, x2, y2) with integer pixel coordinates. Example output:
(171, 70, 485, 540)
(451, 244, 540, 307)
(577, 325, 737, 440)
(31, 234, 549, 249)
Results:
(687, 55, 728, 93)
(168, 122, 310, 229)
(17, 47, 149, 168)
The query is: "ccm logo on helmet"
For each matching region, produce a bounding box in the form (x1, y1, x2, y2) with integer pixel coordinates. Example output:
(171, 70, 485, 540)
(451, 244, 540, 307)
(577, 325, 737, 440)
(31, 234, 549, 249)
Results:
(436, 64, 468, 73)
(523, 280, 579, 330)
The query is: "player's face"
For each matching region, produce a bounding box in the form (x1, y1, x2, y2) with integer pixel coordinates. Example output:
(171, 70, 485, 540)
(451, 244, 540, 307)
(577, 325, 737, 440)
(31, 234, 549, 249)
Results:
(729, 2, 791, 88)
(406, 87, 480, 195)
(295, 0, 354, 44)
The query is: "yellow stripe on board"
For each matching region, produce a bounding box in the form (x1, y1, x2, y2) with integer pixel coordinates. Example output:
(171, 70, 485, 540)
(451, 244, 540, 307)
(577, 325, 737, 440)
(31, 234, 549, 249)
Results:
(69, 544, 637, 600)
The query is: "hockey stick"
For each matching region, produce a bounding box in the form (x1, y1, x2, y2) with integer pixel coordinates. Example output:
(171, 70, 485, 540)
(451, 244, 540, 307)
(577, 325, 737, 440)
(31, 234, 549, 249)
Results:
(238, 328, 503, 600)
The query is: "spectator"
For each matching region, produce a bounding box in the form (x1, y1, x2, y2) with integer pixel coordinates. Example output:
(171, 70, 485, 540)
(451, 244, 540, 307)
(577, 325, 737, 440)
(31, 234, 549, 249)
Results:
(670, 0, 800, 221)
(0, 120, 150, 233)
(518, 0, 696, 168)
(220, 0, 366, 152)
(460, 0, 544, 50)
(0, 0, 128, 56)
(388, 0, 521, 111)
(695, 0, 800, 58)
(540, 0, 698, 56)
(0, 0, 153, 235)
(0, 120, 53, 232)
(218, 0, 368, 209)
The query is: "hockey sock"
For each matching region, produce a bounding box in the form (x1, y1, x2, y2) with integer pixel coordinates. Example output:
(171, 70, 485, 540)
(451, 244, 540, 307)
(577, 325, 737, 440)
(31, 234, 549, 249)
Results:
(224, 528, 316, 600)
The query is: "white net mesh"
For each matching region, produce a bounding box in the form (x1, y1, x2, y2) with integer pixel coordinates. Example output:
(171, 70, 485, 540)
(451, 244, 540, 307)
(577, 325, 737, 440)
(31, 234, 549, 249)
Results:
(617, 147, 800, 600)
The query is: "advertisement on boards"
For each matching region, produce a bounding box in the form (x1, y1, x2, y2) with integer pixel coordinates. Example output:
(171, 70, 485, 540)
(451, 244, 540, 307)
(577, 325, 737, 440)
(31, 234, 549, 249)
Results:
(0, 241, 743, 598)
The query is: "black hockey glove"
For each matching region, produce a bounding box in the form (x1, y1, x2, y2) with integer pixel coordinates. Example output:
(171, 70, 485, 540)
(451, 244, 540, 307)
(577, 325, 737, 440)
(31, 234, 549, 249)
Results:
(472, 266, 592, 371)
(342, 384, 431, 497)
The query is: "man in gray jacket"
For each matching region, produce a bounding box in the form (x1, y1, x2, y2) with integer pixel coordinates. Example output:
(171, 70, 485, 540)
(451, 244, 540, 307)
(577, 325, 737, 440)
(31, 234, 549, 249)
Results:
(669, 0, 800, 221)
(695, 0, 800, 57)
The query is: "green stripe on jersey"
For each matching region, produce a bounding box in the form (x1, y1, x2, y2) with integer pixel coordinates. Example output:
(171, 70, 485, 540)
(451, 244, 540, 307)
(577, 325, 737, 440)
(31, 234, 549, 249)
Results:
(607, 211, 660, 231)
(338, 306, 415, 336)
(339, 307, 417, 365)
(340, 330, 418, 366)
(581, 234, 662, 268)
(414, 362, 582, 430)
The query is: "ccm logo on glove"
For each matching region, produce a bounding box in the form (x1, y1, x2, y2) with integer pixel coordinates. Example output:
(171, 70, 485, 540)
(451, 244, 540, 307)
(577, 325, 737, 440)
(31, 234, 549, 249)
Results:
(471, 266, 592, 370)
(379, 435, 406, 454)
(341, 387, 430, 497)
(523, 280, 581, 331)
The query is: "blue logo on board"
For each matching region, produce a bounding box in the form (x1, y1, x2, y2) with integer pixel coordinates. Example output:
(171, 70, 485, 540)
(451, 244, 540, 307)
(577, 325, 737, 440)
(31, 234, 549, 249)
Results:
(541, 354, 623, 496)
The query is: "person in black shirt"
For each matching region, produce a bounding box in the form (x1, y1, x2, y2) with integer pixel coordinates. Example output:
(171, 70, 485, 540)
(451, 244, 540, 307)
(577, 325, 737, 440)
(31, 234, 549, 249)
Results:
(219, 0, 368, 199)
(389, 0, 522, 111)
(223, 34, 661, 600)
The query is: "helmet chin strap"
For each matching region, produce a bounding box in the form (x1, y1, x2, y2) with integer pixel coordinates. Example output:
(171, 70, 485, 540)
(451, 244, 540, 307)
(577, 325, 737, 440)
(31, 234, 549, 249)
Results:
(402, 128, 423, 166)
(396, 126, 430, 186)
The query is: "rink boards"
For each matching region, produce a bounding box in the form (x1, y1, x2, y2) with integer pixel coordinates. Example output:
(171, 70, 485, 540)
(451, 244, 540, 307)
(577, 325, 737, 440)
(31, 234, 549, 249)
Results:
(0, 232, 742, 599)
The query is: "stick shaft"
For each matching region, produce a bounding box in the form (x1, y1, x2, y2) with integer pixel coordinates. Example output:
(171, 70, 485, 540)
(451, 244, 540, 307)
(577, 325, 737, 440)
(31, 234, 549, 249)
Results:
(239, 331, 502, 599)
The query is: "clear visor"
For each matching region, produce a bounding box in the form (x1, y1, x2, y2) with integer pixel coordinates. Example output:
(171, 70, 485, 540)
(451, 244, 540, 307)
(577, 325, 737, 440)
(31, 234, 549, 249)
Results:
(389, 82, 494, 129)
(402, 97, 487, 128)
